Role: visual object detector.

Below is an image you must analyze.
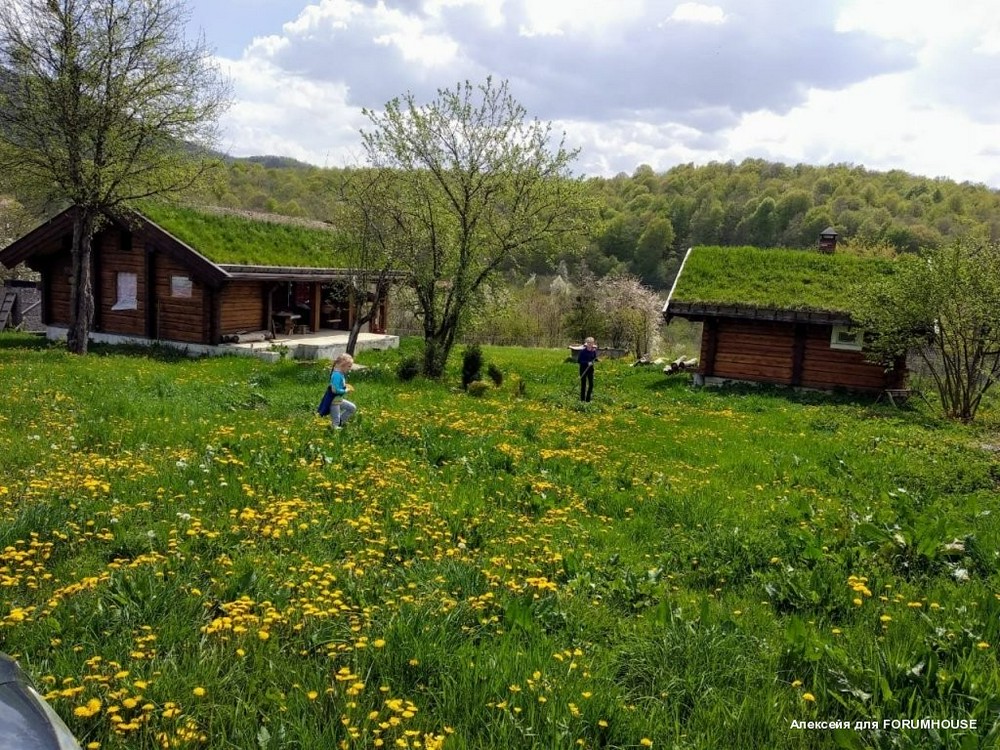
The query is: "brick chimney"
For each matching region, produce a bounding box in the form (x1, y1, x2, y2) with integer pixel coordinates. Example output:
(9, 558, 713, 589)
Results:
(818, 227, 838, 254)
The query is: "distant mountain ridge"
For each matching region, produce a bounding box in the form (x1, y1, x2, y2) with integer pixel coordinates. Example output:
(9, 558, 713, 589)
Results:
(224, 154, 316, 170)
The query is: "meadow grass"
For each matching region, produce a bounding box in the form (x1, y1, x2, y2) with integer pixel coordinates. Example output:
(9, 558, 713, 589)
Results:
(0, 332, 997, 750)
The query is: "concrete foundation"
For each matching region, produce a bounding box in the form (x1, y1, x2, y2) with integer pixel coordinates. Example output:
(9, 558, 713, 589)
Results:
(44, 327, 399, 362)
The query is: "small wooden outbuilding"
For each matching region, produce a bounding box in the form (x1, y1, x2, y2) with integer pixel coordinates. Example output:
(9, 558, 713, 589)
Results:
(663, 244, 905, 392)
(0, 204, 400, 347)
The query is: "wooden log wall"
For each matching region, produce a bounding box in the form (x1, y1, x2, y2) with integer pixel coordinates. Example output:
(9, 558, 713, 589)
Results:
(800, 326, 892, 391)
(700, 319, 897, 392)
(45, 255, 73, 326)
(155, 256, 206, 343)
(707, 320, 795, 384)
(97, 230, 145, 336)
(219, 281, 266, 334)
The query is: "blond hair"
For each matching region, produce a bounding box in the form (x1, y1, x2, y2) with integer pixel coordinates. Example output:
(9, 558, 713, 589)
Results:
(333, 353, 354, 371)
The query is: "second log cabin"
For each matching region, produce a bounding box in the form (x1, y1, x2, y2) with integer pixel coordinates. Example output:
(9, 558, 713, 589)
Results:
(663, 240, 906, 392)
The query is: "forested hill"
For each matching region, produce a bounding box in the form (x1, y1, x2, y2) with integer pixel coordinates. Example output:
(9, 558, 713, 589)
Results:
(583, 160, 1000, 288)
(6, 156, 1000, 290)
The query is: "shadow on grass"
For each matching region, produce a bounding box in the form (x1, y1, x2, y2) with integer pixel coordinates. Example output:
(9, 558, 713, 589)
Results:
(645, 371, 946, 423)
(88, 341, 200, 363)
(0, 332, 51, 350)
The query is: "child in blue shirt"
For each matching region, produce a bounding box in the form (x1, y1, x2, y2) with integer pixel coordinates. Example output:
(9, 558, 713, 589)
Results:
(329, 353, 357, 429)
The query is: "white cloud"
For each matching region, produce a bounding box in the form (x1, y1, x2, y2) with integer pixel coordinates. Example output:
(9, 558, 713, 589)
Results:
(513, 0, 648, 38)
(218, 56, 367, 165)
(666, 3, 727, 26)
(283, 0, 361, 35)
(192, 0, 1000, 186)
(726, 75, 1000, 186)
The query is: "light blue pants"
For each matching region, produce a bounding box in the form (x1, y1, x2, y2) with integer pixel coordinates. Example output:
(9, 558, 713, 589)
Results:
(330, 399, 356, 427)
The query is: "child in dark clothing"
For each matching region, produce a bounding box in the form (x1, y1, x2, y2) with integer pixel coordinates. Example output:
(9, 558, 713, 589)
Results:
(578, 337, 598, 402)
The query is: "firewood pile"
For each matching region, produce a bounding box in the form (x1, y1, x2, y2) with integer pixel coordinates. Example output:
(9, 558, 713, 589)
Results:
(663, 356, 698, 374)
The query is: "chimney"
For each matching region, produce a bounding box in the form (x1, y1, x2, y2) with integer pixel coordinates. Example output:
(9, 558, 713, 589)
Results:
(818, 227, 838, 254)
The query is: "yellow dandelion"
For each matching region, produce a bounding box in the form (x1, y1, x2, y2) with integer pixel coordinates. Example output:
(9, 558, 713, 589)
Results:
(640, 739, 653, 748)
(192, 687, 206, 697)
(802, 693, 816, 702)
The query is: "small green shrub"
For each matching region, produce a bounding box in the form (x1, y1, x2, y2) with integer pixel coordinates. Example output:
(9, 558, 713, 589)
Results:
(467, 380, 491, 398)
(397, 356, 421, 381)
(461, 344, 483, 389)
(487, 363, 504, 387)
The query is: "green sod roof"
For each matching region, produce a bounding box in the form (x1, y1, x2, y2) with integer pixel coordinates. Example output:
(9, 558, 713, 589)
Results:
(670, 246, 894, 316)
(139, 203, 349, 269)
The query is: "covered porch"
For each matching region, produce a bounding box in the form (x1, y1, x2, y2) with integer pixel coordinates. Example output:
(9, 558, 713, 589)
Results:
(217, 267, 398, 338)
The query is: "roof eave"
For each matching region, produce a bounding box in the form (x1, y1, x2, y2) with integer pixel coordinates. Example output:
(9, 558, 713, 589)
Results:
(218, 265, 408, 282)
(666, 300, 853, 326)
(0, 206, 76, 268)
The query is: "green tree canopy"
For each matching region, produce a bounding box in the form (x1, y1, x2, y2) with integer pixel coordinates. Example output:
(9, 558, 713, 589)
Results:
(359, 78, 594, 377)
(852, 238, 1000, 422)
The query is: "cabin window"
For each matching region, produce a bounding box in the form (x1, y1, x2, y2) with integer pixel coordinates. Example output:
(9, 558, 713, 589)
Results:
(830, 325, 863, 351)
(171, 275, 193, 298)
(111, 272, 137, 310)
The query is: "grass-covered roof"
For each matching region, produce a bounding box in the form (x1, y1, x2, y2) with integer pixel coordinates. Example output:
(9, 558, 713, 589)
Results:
(139, 203, 349, 268)
(670, 245, 894, 315)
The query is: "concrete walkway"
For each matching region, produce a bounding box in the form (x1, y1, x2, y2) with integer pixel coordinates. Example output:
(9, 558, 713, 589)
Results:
(224, 331, 399, 361)
(43, 326, 399, 362)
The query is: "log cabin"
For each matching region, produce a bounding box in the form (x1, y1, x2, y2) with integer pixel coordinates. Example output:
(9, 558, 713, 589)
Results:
(663, 239, 906, 393)
(0, 204, 402, 348)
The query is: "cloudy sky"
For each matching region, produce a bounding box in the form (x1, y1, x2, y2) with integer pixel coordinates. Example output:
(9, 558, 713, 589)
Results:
(185, 0, 1000, 187)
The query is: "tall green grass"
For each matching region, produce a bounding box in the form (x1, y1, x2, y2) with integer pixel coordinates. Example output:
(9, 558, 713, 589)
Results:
(0, 332, 997, 749)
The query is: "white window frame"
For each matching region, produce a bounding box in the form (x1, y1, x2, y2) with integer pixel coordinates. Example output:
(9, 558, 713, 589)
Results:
(830, 324, 863, 351)
(111, 272, 138, 311)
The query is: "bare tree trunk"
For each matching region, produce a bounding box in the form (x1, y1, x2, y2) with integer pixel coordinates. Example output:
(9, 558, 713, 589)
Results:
(346, 322, 361, 356)
(67, 210, 95, 355)
(345, 294, 380, 355)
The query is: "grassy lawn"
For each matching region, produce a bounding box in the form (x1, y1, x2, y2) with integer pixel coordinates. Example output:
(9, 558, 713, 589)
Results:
(0, 333, 997, 750)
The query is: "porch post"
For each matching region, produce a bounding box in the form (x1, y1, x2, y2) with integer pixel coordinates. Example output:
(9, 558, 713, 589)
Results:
(310, 282, 321, 332)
